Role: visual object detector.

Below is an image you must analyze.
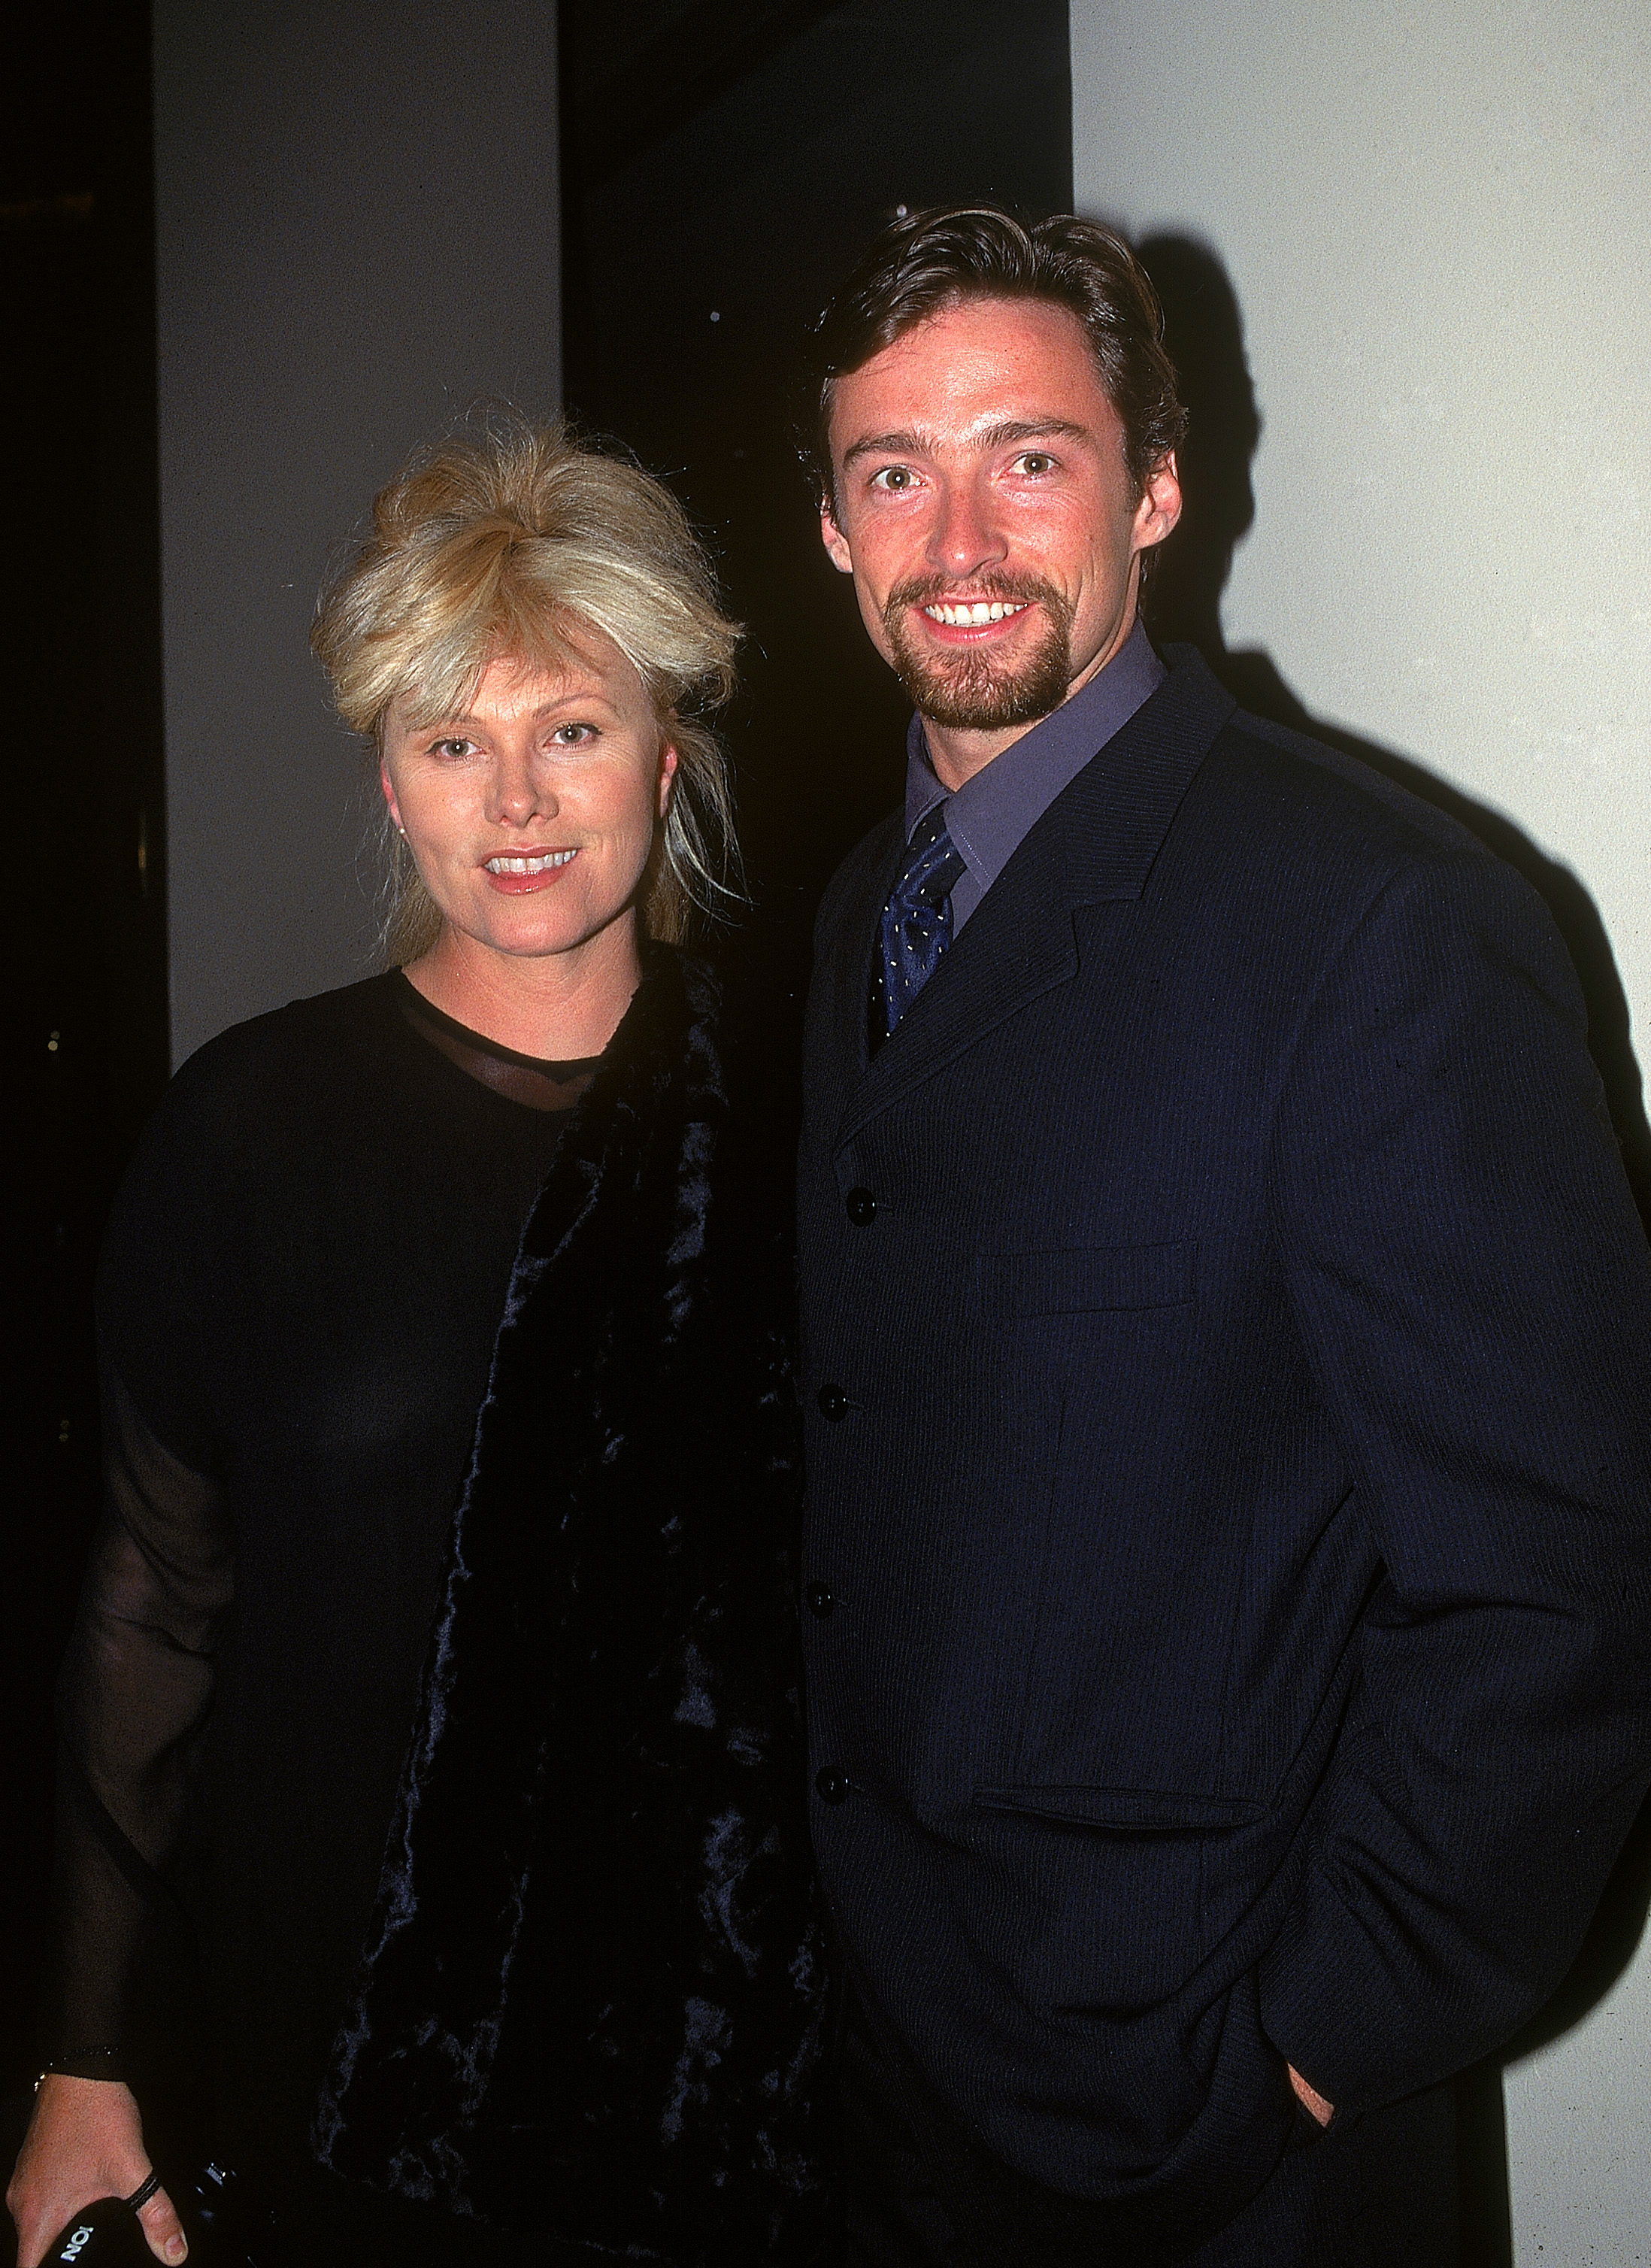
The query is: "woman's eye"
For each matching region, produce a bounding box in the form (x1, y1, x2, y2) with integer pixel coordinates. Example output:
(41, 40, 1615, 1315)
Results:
(869, 465, 917, 493)
(429, 737, 475, 760)
(551, 722, 596, 747)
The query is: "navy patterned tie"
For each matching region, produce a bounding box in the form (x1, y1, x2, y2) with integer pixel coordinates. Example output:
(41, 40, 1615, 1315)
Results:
(878, 804, 967, 1038)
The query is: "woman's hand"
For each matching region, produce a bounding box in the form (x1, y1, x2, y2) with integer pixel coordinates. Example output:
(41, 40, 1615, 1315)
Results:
(6, 2076, 186, 2268)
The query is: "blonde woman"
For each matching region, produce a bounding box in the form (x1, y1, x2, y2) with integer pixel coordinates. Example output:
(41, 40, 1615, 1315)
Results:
(8, 420, 826, 2266)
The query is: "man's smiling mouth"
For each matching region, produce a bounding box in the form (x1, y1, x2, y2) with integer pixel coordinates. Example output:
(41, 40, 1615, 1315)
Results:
(922, 600, 1029, 626)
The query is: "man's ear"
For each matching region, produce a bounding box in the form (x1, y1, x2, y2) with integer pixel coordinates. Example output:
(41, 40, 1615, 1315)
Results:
(820, 499, 855, 576)
(1132, 450, 1183, 555)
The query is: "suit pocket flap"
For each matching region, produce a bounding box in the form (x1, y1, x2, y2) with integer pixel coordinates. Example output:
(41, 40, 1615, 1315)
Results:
(974, 1784, 1262, 1833)
(980, 1239, 1195, 1317)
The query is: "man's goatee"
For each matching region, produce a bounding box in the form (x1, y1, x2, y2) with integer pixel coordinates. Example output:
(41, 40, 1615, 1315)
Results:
(882, 574, 1074, 731)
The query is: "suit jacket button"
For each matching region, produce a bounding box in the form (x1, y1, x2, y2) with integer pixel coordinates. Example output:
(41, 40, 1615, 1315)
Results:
(816, 1384, 850, 1421)
(845, 1187, 877, 1226)
(815, 1766, 851, 1804)
(807, 1582, 835, 1618)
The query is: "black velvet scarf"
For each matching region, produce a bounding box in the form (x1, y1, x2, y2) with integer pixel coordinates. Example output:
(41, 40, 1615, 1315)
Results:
(313, 950, 827, 2260)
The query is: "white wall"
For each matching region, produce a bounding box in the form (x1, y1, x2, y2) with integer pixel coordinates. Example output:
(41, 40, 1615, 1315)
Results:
(1071, 2, 1651, 2257)
(154, 0, 561, 1066)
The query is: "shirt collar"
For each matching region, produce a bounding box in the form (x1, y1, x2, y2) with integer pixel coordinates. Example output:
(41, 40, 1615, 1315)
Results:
(902, 614, 1168, 896)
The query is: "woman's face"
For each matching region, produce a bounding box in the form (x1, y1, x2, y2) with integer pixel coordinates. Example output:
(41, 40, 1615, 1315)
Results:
(380, 634, 676, 975)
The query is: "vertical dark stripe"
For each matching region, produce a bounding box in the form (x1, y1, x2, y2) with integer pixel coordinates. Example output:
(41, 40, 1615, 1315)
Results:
(2, 0, 171, 2093)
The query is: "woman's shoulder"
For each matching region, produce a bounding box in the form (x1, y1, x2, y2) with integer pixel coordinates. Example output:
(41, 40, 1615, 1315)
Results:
(169, 973, 404, 1107)
(109, 976, 407, 1242)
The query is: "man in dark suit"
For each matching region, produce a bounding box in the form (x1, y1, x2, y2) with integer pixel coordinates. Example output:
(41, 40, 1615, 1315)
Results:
(795, 206, 1651, 2266)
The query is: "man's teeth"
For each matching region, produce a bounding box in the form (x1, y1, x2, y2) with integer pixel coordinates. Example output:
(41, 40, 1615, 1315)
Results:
(923, 600, 1028, 626)
(485, 850, 577, 875)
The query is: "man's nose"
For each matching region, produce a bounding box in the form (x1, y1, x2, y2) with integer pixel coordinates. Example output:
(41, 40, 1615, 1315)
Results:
(926, 479, 1007, 582)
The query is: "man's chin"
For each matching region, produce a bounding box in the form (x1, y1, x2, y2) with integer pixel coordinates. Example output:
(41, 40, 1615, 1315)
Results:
(892, 647, 1074, 733)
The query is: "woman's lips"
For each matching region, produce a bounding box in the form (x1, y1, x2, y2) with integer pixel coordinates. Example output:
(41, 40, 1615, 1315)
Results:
(481, 847, 578, 894)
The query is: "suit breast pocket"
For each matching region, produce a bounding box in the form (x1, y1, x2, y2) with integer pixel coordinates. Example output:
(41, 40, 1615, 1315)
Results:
(979, 1239, 1197, 1318)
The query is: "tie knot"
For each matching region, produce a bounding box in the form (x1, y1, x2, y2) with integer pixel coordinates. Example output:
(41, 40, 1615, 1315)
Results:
(890, 805, 965, 918)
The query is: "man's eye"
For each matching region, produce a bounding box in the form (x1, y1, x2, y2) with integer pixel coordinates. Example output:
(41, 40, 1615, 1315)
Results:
(869, 465, 917, 493)
(1013, 452, 1056, 476)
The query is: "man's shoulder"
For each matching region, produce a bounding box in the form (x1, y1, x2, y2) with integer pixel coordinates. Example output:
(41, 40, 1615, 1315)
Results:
(1173, 673, 1520, 914)
(1212, 708, 1474, 850)
(1154, 686, 1577, 1017)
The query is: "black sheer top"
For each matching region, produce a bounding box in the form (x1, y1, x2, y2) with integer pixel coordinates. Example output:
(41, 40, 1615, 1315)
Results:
(50, 972, 596, 2161)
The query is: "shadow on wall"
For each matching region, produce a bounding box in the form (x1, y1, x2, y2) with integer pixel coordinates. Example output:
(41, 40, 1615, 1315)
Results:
(1133, 229, 1651, 2268)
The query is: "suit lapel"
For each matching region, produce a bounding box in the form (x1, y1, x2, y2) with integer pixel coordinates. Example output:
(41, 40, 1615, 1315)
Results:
(834, 881, 1080, 1148)
(829, 649, 1236, 1150)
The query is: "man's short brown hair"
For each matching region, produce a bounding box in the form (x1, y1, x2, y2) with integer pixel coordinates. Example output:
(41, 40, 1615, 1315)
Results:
(802, 206, 1187, 513)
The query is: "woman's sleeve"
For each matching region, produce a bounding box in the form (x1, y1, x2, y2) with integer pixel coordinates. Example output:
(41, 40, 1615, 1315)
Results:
(44, 1349, 235, 2074)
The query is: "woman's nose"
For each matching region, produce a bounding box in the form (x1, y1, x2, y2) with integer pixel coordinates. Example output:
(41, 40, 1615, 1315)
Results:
(488, 750, 553, 827)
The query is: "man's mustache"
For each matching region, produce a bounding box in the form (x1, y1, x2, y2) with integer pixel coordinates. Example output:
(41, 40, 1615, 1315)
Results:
(884, 572, 1070, 617)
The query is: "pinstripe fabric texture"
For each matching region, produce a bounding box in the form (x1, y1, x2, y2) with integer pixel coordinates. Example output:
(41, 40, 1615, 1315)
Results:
(798, 644, 1651, 2257)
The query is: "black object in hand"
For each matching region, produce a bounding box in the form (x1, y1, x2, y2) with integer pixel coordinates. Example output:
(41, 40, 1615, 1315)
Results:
(40, 2195, 144, 2268)
(44, 2163, 276, 2268)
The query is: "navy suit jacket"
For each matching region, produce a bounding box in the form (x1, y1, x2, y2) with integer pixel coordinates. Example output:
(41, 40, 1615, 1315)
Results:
(797, 645, 1651, 2236)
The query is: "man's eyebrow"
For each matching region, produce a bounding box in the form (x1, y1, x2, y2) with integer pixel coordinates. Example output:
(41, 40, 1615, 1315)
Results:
(975, 417, 1090, 451)
(840, 427, 931, 468)
(839, 416, 1092, 470)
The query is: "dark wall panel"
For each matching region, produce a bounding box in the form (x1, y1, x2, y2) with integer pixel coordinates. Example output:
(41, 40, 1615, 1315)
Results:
(2, 0, 170, 2097)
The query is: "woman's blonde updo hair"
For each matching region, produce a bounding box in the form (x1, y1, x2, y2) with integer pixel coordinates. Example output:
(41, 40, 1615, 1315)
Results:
(312, 413, 742, 963)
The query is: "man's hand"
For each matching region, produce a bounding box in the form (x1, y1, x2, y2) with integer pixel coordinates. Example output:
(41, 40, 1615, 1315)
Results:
(1287, 2063, 1334, 2128)
(6, 2076, 186, 2268)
